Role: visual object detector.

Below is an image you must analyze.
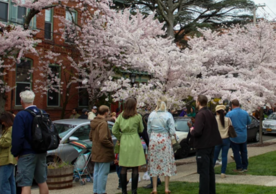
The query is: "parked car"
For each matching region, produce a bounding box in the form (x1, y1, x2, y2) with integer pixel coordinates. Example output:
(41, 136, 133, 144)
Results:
(262, 113, 276, 134)
(47, 119, 117, 164)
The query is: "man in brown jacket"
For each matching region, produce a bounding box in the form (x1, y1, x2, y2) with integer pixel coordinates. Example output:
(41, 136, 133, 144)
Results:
(89, 105, 114, 194)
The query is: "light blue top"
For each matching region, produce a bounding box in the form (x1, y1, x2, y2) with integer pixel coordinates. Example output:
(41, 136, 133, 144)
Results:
(226, 107, 251, 143)
(147, 111, 176, 138)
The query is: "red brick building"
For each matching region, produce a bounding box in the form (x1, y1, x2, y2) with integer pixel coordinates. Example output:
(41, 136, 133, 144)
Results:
(1, 1, 87, 120)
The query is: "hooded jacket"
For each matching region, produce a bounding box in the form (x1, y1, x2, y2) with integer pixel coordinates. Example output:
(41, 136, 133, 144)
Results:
(89, 117, 114, 163)
(187, 107, 196, 117)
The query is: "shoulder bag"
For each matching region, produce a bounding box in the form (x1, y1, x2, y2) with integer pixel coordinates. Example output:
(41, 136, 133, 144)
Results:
(228, 118, 237, 138)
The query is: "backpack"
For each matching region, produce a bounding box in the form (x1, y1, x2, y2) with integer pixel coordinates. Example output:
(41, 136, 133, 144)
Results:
(25, 109, 60, 153)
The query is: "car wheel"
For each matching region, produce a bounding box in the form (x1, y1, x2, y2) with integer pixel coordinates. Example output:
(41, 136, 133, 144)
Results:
(255, 131, 260, 142)
(175, 139, 190, 159)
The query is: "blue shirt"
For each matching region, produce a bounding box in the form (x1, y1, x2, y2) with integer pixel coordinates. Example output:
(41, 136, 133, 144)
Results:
(226, 108, 251, 143)
(147, 111, 176, 138)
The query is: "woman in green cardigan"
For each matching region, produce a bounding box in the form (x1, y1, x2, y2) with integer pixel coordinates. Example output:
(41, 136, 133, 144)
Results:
(112, 97, 146, 194)
(0, 112, 17, 194)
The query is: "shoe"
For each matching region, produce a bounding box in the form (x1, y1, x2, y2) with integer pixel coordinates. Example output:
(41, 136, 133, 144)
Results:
(233, 169, 243, 173)
(165, 190, 171, 194)
(143, 172, 150, 180)
(131, 173, 139, 194)
(117, 182, 122, 190)
(144, 184, 153, 189)
(221, 173, 226, 178)
(120, 174, 127, 194)
(150, 191, 158, 194)
(243, 169, 248, 172)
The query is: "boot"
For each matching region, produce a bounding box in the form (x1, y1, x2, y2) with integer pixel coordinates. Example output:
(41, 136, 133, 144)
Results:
(120, 174, 127, 194)
(131, 173, 139, 194)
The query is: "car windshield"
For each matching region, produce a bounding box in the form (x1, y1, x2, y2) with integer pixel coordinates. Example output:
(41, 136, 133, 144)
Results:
(268, 114, 276, 120)
(175, 119, 190, 132)
(54, 123, 76, 138)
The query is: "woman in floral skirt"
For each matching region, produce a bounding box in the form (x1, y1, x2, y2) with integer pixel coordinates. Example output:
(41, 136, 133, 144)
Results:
(147, 97, 177, 194)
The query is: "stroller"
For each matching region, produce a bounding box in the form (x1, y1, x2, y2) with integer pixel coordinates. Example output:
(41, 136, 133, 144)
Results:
(69, 140, 94, 185)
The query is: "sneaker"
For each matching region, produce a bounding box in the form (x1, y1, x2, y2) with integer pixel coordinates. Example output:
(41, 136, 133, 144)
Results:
(143, 184, 153, 189)
(221, 173, 226, 178)
(143, 172, 150, 180)
(242, 169, 248, 172)
(233, 169, 243, 173)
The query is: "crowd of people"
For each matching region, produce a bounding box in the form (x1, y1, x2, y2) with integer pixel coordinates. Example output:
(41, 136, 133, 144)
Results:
(0, 90, 255, 194)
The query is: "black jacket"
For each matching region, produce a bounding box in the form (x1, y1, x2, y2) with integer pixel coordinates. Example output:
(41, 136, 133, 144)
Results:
(190, 107, 222, 149)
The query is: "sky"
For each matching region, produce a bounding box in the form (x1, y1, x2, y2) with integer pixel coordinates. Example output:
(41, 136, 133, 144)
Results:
(254, 0, 276, 21)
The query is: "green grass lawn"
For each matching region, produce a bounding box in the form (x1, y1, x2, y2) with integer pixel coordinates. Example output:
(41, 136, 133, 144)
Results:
(215, 150, 276, 176)
(135, 182, 276, 194)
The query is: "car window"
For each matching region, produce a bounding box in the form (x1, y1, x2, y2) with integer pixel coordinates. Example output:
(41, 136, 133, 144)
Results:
(268, 114, 276, 120)
(54, 123, 75, 134)
(175, 120, 190, 132)
(71, 125, 91, 140)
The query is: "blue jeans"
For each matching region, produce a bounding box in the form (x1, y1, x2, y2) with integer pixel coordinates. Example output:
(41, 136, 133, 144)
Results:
(0, 164, 16, 194)
(213, 138, 230, 174)
(93, 162, 110, 194)
(231, 141, 248, 170)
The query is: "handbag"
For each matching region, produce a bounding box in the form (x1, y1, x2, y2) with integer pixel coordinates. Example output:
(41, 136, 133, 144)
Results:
(228, 118, 237, 138)
(114, 141, 120, 154)
(158, 112, 181, 153)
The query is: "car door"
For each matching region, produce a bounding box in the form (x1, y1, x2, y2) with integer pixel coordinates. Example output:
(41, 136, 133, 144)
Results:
(57, 124, 91, 163)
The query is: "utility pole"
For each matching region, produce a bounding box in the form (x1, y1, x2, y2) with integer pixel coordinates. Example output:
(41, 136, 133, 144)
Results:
(253, 4, 266, 25)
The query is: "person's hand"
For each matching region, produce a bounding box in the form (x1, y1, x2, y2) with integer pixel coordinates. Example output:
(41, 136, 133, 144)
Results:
(15, 157, 18, 161)
(190, 127, 194, 133)
(117, 141, 120, 146)
(187, 122, 192, 128)
(114, 159, 118, 164)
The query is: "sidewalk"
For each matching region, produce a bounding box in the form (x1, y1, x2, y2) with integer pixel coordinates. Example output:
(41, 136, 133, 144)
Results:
(31, 138, 276, 194)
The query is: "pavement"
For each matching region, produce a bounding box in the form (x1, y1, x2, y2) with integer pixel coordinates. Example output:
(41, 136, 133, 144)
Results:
(31, 138, 276, 194)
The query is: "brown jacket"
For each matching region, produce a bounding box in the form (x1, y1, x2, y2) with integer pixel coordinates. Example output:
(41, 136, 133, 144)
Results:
(89, 117, 114, 163)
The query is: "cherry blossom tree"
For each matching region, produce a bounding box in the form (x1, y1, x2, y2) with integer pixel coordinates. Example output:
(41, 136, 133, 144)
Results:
(187, 21, 276, 112)
(0, 22, 40, 109)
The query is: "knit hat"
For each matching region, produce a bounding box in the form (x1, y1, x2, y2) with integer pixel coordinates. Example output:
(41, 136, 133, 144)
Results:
(215, 105, 226, 112)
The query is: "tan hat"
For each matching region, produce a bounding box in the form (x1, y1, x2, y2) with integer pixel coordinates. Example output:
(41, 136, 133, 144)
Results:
(215, 105, 226, 112)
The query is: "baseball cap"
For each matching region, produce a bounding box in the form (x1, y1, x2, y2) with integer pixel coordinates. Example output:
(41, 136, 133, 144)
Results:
(93, 106, 97, 110)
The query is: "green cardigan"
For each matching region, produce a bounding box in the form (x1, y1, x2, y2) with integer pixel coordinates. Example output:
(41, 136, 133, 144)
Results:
(112, 113, 146, 167)
(0, 127, 17, 166)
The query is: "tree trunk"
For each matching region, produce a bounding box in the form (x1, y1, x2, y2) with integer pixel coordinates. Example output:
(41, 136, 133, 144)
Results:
(259, 108, 263, 144)
(60, 86, 71, 119)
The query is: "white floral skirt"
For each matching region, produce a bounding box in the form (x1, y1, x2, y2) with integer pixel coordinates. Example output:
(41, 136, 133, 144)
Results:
(148, 133, 177, 177)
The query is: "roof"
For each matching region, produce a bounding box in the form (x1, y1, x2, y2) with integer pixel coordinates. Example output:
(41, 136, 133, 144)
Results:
(53, 119, 114, 125)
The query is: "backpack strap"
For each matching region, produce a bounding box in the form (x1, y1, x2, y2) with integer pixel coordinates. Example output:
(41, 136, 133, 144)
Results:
(24, 108, 43, 117)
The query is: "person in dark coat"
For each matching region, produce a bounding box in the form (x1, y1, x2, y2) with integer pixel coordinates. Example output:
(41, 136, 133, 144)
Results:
(190, 95, 222, 194)
(78, 109, 89, 119)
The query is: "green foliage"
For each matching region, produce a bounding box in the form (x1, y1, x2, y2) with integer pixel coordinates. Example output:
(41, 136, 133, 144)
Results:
(215, 151, 276, 176)
(133, 182, 276, 194)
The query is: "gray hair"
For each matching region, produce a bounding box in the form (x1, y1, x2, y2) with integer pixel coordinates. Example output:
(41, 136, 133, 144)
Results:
(20, 90, 35, 104)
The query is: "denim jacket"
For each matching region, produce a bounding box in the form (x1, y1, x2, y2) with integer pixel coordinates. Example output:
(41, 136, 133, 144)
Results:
(147, 111, 176, 138)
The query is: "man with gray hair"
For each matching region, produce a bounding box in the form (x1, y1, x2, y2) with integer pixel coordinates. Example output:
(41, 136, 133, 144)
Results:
(12, 90, 49, 194)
